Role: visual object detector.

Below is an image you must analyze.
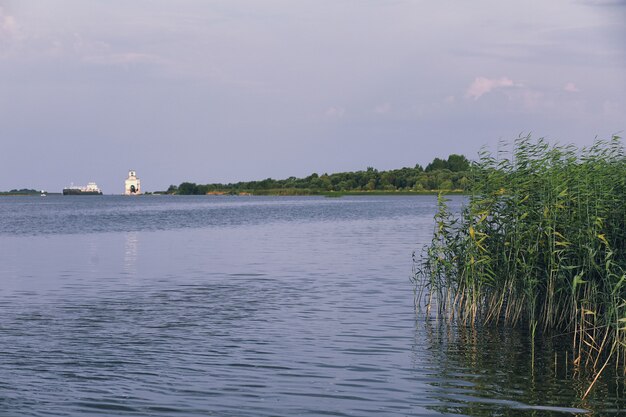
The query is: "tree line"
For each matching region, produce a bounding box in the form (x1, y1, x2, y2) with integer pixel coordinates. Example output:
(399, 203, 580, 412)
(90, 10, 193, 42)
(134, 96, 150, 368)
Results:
(168, 154, 470, 195)
(0, 188, 42, 195)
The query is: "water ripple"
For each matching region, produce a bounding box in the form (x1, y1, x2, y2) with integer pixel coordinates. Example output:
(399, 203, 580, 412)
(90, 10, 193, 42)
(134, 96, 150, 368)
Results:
(0, 196, 623, 416)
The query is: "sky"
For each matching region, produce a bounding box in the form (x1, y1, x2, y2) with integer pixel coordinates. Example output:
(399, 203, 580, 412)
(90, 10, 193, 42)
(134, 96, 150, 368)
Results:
(1, 0, 624, 193)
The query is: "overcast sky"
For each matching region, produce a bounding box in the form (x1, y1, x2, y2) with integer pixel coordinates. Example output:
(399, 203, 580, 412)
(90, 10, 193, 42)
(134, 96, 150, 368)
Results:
(1, 0, 624, 193)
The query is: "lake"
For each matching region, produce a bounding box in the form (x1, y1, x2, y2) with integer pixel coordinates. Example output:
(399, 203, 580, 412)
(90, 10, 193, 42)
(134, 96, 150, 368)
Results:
(0, 195, 623, 416)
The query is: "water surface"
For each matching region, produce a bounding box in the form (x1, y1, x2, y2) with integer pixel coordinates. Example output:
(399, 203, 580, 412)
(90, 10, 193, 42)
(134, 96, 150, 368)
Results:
(0, 196, 623, 416)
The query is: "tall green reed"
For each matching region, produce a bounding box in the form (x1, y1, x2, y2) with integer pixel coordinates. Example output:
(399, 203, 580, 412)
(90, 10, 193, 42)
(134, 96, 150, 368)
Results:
(414, 135, 626, 394)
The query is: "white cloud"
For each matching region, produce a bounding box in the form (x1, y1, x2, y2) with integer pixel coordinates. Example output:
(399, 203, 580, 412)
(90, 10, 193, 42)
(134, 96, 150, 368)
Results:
(83, 52, 163, 66)
(465, 76, 515, 100)
(580, 0, 626, 5)
(564, 82, 580, 92)
(0, 7, 22, 42)
(325, 106, 345, 118)
(519, 89, 546, 111)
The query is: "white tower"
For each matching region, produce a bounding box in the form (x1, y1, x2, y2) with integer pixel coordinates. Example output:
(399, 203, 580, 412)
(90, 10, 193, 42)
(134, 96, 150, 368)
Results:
(124, 170, 141, 195)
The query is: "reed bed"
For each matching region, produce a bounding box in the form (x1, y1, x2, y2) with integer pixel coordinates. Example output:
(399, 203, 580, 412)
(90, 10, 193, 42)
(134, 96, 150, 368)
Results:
(414, 136, 626, 392)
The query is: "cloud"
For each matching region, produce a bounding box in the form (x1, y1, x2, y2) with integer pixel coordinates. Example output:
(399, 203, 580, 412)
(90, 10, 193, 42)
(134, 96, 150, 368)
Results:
(83, 52, 164, 67)
(325, 106, 345, 118)
(579, 0, 626, 6)
(465, 76, 515, 100)
(564, 82, 580, 92)
(0, 7, 22, 42)
(518, 89, 546, 111)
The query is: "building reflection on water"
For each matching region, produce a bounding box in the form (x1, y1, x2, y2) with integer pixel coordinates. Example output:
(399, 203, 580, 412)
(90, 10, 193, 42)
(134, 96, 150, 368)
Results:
(123, 231, 139, 277)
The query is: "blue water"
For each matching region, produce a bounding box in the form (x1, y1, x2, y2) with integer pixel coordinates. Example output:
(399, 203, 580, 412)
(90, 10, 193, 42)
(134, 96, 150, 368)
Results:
(0, 195, 623, 416)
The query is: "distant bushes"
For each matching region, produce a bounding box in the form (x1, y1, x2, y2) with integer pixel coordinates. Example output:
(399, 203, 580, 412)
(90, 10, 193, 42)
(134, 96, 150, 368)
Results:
(414, 136, 626, 394)
(170, 154, 470, 195)
(0, 188, 41, 195)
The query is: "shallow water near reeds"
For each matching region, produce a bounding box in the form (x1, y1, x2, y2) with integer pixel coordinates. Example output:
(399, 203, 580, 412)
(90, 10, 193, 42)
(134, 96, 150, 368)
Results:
(0, 195, 623, 416)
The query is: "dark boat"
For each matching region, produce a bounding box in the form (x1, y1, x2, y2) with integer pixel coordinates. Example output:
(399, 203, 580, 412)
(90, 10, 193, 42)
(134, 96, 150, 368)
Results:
(62, 182, 103, 195)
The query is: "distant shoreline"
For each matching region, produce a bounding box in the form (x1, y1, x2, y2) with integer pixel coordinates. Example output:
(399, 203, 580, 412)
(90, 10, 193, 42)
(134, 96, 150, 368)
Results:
(2, 155, 471, 198)
(225, 190, 466, 197)
(0, 190, 465, 197)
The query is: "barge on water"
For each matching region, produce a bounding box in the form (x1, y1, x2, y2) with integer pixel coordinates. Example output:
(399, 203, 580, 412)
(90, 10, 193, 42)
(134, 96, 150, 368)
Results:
(62, 182, 103, 195)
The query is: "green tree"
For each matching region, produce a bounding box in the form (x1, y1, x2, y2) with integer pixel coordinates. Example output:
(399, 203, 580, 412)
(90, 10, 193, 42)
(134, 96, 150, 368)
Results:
(439, 179, 453, 190)
(425, 157, 448, 172)
(178, 182, 198, 195)
(447, 154, 470, 172)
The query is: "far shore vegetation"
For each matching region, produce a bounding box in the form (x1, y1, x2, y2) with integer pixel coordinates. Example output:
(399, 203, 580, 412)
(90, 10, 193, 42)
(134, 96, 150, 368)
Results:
(168, 154, 471, 196)
(0, 154, 470, 197)
(0, 188, 44, 196)
(414, 136, 625, 397)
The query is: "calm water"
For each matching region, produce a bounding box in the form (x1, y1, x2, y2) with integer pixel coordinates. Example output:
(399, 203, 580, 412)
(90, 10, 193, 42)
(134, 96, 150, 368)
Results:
(0, 196, 623, 416)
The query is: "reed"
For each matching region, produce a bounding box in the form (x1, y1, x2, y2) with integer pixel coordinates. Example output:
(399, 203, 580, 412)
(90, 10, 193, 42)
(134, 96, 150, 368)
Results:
(414, 135, 626, 392)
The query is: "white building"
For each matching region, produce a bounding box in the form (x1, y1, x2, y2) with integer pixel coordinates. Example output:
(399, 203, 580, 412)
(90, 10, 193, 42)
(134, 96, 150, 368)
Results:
(124, 170, 141, 195)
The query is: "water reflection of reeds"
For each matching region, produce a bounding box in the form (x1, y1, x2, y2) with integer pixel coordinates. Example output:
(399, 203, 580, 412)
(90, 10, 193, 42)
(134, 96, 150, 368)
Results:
(415, 319, 625, 416)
